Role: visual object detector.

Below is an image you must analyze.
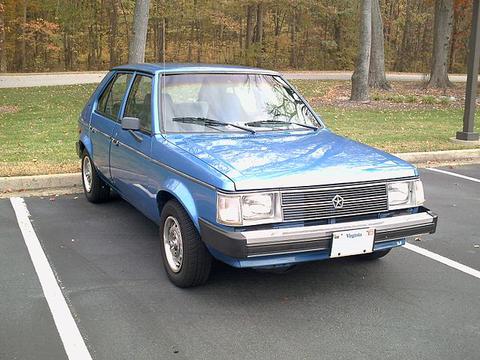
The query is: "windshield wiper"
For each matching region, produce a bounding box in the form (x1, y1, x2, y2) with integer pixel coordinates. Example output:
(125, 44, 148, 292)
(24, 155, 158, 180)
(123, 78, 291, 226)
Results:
(172, 117, 256, 134)
(244, 120, 318, 131)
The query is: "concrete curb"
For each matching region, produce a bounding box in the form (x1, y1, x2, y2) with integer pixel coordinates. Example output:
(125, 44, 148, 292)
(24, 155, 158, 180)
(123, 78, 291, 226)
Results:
(394, 149, 480, 163)
(0, 173, 82, 193)
(1, 149, 479, 194)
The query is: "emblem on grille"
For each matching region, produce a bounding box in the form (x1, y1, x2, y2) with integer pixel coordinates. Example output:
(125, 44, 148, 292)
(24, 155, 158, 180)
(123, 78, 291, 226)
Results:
(332, 194, 344, 209)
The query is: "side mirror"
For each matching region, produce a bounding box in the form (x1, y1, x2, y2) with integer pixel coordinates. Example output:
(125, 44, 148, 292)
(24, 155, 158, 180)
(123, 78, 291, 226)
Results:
(121, 117, 140, 131)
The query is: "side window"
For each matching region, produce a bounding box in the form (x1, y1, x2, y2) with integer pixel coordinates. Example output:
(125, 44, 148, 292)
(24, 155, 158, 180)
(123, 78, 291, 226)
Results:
(97, 80, 113, 115)
(97, 73, 132, 121)
(124, 75, 153, 133)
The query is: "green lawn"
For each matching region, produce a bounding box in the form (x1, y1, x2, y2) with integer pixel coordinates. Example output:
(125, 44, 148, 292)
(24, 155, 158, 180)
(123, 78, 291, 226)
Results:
(0, 84, 97, 176)
(0, 81, 478, 176)
(319, 107, 479, 153)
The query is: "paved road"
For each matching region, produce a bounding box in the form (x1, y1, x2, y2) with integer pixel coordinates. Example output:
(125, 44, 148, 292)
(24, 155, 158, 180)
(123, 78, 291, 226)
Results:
(0, 164, 479, 360)
(0, 71, 474, 88)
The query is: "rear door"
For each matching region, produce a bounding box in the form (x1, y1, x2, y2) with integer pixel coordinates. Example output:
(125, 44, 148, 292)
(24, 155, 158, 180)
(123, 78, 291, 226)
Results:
(109, 73, 156, 216)
(90, 72, 133, 178)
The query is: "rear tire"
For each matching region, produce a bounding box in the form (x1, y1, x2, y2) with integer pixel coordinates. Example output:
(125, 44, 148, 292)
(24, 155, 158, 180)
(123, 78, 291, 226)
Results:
(159, 200, 212, 288)
(81, 150, 110, 203)
(358, 249, 391, 260)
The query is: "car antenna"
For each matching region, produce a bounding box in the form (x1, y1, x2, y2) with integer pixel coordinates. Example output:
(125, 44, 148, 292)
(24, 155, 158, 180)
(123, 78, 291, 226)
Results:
(162, 16, 166, 133)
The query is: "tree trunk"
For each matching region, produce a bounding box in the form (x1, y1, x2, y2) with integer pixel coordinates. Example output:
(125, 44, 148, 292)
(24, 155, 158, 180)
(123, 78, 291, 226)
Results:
(369, 0, 390, 89)
(449, 5, 459, 71)
(427, 0, 454, 88)
(351, 0, 372, 101)
(14, 0, 27, 71)
(290, 7, 297, 68)
(255, 3, 263, 44)
(395, 0, 412, 72)
(161, 18, 165, 63)
(246, 5, 255, 50)
(0, 3, 6, 72)
(109, 0, 118, 67)
(255, 2, 264, 66)
(194, 0, 201, 63)
(273, 7, 282, 67)
(129, 0, 151, 64)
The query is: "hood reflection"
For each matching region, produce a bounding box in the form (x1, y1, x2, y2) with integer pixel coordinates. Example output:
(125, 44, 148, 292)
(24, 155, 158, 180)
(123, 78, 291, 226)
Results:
(166, 130, 416, 190)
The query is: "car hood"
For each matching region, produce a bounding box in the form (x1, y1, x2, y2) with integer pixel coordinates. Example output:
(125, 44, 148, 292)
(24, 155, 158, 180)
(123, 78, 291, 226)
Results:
(165, 130, 417, 190)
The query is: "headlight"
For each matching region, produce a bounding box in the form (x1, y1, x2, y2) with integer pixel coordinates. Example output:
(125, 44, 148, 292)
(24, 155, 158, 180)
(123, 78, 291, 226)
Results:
(217, 194, 241, 225)
(217, 192, 281, 226)
(387, 179, 425, 210)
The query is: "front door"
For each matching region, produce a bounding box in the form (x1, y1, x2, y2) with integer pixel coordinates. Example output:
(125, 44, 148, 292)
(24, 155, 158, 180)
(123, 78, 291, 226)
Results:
(110, 74, 156, 217)
(90, 72, 133, 178)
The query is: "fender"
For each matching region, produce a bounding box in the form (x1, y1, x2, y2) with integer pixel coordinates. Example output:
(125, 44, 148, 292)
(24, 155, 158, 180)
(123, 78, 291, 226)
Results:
(157, 176, 203, 230)
(79, 133, 93, 158)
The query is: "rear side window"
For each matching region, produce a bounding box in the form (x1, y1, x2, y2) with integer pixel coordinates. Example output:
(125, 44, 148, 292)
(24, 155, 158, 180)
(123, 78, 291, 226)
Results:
(97, 73, 132, 121)
(124, 75, 153, 133)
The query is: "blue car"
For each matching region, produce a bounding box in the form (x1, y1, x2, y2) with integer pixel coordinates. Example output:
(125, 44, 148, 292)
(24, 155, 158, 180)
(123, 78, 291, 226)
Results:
(77, 63, 437, 287)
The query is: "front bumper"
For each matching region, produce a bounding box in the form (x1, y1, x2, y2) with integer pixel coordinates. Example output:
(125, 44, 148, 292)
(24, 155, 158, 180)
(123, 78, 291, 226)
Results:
(200, 207, 437, 260)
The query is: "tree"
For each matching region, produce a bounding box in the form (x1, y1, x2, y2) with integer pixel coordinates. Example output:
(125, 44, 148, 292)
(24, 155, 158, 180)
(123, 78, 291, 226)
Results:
(427, 0, 454, 88)
(108, 0, 119, 67)
(255, 2, 264, 65)
(351, 0, 372, 101)
(129, 0, 151, 64)
(14, 0, 27, 71)
(245, 4, 255, 50)
(0, 2, 6, 72)
(368, 0, 390, 89)
(0, 0, 475, 74)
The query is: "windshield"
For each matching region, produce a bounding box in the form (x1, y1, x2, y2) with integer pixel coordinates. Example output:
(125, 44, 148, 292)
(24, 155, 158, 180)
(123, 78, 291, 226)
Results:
(159, 73, 322, 133)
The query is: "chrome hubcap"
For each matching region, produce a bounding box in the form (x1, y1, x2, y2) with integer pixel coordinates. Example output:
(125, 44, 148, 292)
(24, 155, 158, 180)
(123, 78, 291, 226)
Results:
(82, 156, 93, 193)
(163, 216, 183, 272)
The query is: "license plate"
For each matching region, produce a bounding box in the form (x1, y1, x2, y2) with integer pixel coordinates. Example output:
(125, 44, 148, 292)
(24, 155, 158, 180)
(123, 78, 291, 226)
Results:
(330, 228, 375, 258)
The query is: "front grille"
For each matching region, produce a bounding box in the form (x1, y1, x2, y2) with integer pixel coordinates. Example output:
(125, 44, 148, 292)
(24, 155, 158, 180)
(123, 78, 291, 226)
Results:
(281, 183, 388, 221)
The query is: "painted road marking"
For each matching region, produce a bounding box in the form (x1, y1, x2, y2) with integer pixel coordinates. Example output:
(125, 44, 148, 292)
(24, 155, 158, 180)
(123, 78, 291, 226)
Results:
(404, 242, 480, 280)
(10, 197, 93, 360)
(426, 167, 480, 183)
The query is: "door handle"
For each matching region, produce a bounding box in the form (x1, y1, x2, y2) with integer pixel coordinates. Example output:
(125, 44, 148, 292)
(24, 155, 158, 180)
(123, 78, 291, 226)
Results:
(112, 139, 119, 146)
(89, 126, 96, 133)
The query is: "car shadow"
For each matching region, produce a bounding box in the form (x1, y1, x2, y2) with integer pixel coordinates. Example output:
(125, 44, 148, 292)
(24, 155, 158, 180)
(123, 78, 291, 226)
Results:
(28, 195, 395, 307)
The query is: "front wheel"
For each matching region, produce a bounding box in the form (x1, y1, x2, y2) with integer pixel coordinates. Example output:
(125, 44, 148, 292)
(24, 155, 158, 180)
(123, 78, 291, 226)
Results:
(81, 150, 110, 203)
(159, 200, 212, 288)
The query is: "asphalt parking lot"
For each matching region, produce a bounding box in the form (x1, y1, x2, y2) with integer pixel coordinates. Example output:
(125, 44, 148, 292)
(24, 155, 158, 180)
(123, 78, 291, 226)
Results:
(1, 164, 479, 360)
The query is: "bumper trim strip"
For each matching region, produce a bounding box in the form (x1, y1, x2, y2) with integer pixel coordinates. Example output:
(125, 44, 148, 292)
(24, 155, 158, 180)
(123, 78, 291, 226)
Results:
(200, 207, 437, 259)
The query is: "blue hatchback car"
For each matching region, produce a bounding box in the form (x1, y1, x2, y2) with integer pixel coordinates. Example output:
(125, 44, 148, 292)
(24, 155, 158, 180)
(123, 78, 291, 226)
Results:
(77, 63, 437, 287)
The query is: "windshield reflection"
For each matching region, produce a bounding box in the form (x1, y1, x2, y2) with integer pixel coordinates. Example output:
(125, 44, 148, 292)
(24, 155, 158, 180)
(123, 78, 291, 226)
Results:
(160, 73, 321, 133)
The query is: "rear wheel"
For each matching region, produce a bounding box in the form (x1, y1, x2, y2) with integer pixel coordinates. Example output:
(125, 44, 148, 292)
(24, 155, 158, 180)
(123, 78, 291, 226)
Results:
(159, 200, 212, 287)
(81, 150, 110, 203)
(358, 249, 391, 260)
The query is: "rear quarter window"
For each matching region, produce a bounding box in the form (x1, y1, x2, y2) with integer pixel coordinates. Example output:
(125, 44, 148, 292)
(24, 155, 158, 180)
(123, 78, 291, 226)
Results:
(97, 73, 133, 121)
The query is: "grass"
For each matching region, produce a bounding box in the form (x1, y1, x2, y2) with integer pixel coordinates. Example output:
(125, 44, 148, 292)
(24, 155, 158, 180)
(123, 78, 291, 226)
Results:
(0, 84, 97, 176)
(0, 81, 478, 176)
(370, 93, 455, 105)
(318, 107, 479, 153)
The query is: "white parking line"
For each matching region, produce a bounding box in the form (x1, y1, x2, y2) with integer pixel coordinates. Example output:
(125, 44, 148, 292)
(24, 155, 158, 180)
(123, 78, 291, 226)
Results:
(404, 242, 480, 279)
(10, 197, 93, 360)
(426, 167, 480, 183)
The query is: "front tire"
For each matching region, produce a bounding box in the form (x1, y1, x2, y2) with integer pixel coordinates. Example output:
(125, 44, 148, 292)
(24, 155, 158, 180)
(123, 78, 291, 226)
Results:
(81, 150, 110, 203)
(159, 200, 212, 288)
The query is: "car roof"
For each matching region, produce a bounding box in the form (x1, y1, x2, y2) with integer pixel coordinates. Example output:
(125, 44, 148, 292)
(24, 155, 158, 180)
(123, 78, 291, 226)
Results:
(112, 63, 279, 76)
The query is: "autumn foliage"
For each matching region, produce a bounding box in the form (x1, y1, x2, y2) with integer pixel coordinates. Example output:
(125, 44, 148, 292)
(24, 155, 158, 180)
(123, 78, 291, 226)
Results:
(0, 0, 474, 73)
